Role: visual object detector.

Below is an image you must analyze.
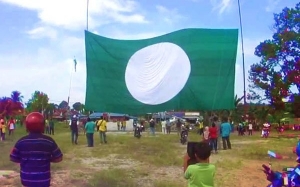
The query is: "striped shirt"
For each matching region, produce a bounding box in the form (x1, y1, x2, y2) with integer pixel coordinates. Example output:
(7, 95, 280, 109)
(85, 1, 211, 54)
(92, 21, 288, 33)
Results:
(10, 133, 63, 187)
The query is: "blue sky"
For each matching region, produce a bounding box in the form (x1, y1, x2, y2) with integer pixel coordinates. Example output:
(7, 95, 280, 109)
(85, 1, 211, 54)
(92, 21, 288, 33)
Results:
(0, 0, 298, 105)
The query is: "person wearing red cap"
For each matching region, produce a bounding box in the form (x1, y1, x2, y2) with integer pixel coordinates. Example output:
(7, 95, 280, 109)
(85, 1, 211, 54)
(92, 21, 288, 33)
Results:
(10, 112, 63, 187)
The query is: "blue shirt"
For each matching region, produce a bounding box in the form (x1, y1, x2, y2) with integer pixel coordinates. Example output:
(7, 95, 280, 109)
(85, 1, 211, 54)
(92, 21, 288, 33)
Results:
(10, 133, 63, 187)
(220, 122, 232, 137)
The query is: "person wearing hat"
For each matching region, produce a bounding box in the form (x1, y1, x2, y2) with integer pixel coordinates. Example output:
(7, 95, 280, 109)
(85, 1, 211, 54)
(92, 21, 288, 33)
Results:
(10, 112, 63, 187)
(69, 115, 79, 144)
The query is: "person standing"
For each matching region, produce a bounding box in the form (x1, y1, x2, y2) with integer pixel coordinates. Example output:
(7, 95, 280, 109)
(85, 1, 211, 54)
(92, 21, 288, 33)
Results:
(97, 117, 107, 144)
(149, 119, 156, 136)
(49, 118, 55, 135)
(45, 119, 50, 134)
(0, 119, 5, 141)
(117, 120, 120, 131)
(166, 119, 171, 134)
(176, 119, 181, 136)
(85, 118, 96, 147)
(220, 116, 232, 150)
(161, 120, 166, 134)
(122, 119, 127, 131)
(69, 115, 79, 145)
(209, 123, 218, 153)
(8, 117, 15, 136)
(10, 112, 63, 187)
(248, 122, 253, 136)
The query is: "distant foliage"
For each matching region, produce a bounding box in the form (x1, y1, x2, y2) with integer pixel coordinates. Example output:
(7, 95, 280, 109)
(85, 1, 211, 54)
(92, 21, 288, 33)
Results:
(248, 3, 300, 116)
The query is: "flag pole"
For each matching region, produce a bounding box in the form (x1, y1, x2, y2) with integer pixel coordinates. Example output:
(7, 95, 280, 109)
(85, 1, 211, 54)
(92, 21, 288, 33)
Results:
(237, 0, 247, 106)
(67, 60, 74, 115)
(86, 0, 89, 31)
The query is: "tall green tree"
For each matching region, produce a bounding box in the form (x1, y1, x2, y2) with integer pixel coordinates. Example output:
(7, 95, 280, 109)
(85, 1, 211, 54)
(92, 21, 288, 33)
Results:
(26, 91, 49, 114)
(248, 3, 300, 116)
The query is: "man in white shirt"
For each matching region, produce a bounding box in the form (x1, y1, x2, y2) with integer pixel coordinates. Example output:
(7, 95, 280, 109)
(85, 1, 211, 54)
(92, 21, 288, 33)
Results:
(161, 120, 166, 134)
(248, 122, 253, 136)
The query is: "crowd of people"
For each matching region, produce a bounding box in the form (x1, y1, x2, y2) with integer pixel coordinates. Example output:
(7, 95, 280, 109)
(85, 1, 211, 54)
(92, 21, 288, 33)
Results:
(5, 112, 282, 187)
(0, 117, 17, 141)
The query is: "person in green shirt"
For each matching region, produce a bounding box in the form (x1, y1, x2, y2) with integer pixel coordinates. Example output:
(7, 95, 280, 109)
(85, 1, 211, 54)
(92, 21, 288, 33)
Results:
(183, 141, 215, 187)
(85, 118, 96, 147)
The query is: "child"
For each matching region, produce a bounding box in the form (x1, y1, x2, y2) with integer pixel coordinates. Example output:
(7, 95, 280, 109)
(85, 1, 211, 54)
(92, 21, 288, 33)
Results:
(1, 121, 6, 141)
(203, 126, 210, 142)
(10, 112, 63, 187)
(209, 123, 218, 153)
(183, 141, 215, 187)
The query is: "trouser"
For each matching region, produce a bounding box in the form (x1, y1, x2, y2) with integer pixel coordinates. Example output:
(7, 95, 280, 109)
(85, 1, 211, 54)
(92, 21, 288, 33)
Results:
(9, 129, 14, 136)
(86, 133, 94, 147)
(150, 127, 155, 135)
(49, 127, 54, 135)
(99, 131, 107, 143)
(45, 127, 50, 134)
(176, 126, 181, 136)
(166, 126, 171, 134)
(222, 136, 231, 150)
(1, 133, 5, 141)
(117, 125, 120, 131)
(217, 137, 222, 150)
(71, 130, 78, 144)
(162, 127, 166, 134)
(210, 138, 217, 151)
(248, 129, 252, 135)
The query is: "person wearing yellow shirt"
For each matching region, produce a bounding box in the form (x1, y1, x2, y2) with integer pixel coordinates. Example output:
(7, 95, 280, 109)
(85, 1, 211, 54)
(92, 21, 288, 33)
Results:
(1, 120, 6, 141)
(97, 117, 107, 144)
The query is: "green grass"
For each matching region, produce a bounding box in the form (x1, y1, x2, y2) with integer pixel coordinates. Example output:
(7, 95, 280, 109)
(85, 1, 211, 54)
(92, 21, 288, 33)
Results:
(1, 123, 300, 187)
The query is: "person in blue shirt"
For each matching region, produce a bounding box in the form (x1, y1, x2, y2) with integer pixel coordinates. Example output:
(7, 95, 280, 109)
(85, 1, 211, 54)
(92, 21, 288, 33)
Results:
(220, 116, 232, 150)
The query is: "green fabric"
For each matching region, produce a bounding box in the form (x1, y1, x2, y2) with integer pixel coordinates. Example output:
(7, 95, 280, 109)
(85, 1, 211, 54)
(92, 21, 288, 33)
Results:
(184, 163, 215, 187)
(85, 28, 238, 114)
(85, 121, 95, 133)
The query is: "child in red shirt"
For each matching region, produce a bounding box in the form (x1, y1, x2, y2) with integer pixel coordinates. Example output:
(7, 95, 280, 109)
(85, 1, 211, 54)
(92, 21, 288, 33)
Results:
(209, 123, 218, 153)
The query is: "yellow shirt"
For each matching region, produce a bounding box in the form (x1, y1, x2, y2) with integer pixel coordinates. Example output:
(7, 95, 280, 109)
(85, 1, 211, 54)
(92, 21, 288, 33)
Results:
(97, 120, 107, 132)
(2, 124, 6, 133)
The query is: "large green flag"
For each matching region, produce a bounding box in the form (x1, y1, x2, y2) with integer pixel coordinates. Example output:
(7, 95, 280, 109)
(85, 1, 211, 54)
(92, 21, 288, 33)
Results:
(85, 28, 238, 114)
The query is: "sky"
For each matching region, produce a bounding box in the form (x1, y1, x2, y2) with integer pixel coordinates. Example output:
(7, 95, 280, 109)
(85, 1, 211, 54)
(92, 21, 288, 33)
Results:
(0, 0, 298, 106)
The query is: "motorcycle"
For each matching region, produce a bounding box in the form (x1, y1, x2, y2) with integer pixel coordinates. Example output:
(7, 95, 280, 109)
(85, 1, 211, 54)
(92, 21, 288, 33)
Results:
(134, 125, 142, 139)
(262, 127, 270, 138)
(180, 125, 188, 145)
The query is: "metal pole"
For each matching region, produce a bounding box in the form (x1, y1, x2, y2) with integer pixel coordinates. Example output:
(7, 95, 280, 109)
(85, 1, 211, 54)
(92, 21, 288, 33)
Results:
(237, 0, 246, 105)
(86, 0, 89, 31)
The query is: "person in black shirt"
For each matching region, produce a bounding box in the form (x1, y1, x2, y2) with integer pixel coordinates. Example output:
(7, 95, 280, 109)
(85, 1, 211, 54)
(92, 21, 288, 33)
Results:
(69, 115, 79, 144)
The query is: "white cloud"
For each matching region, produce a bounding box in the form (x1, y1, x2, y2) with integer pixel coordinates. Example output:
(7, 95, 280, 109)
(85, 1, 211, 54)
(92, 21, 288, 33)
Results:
(210, 0, 233, 14)
(27, 26, 57, 40)
(265, 0, 281, 12)
(0, 52, 86, 105)
(156, 5, 184, 24)
(0, 0, 148, 31)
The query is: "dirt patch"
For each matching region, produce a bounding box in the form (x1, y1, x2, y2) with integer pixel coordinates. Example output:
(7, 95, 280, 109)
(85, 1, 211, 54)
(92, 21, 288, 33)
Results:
(80, 154, 141, 170)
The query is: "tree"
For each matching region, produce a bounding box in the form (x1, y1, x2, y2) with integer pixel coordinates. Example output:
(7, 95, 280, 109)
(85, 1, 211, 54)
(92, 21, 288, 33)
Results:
(73, 102, 83, 112)
(0, 91, 24, 117)
(248, 3, 300, 116)
(26, 91, 49, 114)
(58, 100, 69, 109)
(45, 103, 56, 119)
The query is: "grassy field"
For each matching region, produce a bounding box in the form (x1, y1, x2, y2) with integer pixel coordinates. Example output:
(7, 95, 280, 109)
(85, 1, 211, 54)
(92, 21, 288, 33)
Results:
(0, 123, 299, 187)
